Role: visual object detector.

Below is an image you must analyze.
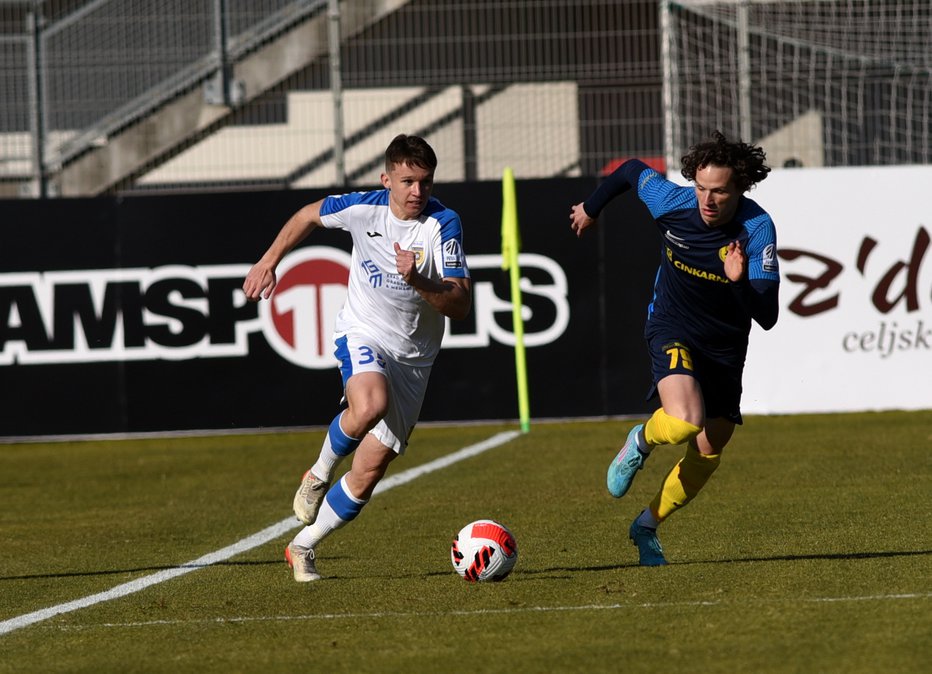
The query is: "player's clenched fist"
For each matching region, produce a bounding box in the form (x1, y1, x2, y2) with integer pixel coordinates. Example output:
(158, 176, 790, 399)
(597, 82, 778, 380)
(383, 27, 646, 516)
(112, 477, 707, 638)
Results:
(723, 240, 747, 283)
(394, 242, 417, 282)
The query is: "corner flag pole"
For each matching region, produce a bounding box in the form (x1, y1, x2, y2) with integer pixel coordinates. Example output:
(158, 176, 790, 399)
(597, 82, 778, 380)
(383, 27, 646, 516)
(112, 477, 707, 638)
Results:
(501, 167, 530, 433)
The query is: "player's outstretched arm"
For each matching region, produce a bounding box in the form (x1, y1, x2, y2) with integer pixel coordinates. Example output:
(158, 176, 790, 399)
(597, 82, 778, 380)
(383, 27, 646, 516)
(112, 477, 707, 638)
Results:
(570, 159, 644, 238)
(243, 200, 324, 302)
(569, 202, 596, 237)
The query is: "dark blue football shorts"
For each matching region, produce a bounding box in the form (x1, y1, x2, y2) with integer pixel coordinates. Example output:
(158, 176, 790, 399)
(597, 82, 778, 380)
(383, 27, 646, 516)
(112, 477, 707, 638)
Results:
(644, 329, 744, 425)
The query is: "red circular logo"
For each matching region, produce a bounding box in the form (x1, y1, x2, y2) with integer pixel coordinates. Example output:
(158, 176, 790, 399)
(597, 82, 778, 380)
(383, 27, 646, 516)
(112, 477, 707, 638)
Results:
(259, 247, 352, 368)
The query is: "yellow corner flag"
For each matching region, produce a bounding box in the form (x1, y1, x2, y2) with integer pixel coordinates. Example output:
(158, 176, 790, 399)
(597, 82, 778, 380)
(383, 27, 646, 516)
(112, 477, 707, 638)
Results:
(501, 167, 530, 432)
(501, 167, 520, 271)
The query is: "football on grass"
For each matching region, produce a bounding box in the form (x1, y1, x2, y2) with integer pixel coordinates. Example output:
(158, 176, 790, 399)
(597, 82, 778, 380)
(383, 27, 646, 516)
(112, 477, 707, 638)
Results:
(451, 519, 518, 582)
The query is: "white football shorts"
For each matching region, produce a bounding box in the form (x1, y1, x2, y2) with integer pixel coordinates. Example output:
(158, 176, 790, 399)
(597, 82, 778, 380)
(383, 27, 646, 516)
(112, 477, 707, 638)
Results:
(334, 331, 432, 454)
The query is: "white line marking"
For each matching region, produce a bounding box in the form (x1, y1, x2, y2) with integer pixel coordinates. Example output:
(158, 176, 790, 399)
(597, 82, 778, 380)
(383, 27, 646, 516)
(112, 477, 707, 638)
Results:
(41, 592, 932, 632)
(0, 430, 522, 637)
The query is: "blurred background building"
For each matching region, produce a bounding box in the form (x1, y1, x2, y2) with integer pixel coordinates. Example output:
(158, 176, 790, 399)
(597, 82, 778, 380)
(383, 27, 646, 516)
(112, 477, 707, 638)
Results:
(1, 0, 929, 198)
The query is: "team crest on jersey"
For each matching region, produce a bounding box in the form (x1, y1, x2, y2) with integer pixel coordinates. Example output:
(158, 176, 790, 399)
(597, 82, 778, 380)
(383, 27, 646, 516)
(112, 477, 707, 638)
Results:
(411, 242, 425, 266)
(719, 245, 729, 262)
(443, 239, 464, 269)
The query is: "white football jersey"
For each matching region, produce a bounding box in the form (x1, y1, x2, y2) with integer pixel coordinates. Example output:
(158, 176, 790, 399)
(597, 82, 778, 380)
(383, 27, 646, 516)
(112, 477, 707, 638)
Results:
(319, 189, 470, 366)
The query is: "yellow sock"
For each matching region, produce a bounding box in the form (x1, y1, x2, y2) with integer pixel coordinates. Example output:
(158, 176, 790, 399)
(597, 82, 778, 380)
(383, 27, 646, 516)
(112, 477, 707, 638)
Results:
(643, 408, 702, 447)
(649, 445, 721, 522)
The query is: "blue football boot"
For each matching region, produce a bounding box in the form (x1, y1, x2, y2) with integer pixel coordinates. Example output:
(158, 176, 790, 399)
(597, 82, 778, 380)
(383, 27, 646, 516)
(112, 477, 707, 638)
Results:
(606, 424, 647, 498)
(629, 519, 668, 566)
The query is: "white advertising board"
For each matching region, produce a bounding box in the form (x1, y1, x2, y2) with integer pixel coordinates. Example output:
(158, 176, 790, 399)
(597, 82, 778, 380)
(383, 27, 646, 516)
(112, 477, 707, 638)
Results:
(737, 166, 931, 413)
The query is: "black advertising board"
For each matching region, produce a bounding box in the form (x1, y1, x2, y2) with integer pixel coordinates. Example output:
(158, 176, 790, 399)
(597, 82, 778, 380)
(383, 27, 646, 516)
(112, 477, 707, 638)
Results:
(0, 178, 659, 437)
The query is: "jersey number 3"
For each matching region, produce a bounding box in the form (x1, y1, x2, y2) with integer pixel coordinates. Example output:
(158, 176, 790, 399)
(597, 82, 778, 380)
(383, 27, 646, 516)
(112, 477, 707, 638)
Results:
(358, 345, 386, 368)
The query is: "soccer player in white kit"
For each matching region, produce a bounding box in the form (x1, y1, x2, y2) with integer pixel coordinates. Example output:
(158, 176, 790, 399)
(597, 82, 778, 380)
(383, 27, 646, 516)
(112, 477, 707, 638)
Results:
(243, 135, 472, 581)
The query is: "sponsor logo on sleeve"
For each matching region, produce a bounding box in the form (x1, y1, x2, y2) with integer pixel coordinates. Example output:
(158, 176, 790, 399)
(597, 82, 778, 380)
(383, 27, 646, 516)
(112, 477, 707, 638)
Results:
(443, 239, 464, 269)
(763, 243, 777, 273)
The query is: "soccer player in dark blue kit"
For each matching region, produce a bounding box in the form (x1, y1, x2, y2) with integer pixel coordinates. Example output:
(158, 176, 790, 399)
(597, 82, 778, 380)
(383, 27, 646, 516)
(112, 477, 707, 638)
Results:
(569, 131, 779, 566)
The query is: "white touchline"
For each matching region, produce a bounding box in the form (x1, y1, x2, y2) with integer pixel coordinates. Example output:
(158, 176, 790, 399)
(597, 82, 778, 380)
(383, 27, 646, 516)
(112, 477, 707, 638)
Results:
(38, 593, 932, 632)
(0, 430, 522, 637)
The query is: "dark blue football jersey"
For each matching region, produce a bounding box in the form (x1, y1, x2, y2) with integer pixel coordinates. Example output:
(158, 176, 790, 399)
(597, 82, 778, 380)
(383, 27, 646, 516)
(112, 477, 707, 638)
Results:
(585, 159, 779, 364)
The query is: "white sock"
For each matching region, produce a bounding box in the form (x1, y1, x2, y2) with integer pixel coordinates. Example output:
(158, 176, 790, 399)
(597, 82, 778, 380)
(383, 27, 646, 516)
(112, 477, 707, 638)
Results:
(311, 443, 343, 482)
(293, 499, 344, 549)
(293, 476, 367, 549)
(635, 427, 652, 455)
(310, 413, 361, 481)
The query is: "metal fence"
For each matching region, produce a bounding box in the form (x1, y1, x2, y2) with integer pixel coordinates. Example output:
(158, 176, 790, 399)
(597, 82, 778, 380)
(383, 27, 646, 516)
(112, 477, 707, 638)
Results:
(0, 0, 929, 198)
(665, 0, 932, 170)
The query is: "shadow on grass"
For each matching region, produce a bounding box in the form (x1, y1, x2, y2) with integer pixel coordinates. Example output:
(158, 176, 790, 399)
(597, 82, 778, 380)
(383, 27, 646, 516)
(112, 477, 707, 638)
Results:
(518, 548, 932, 575)
(4, 549, 929, 582)
(680, 549, 932, 566)
(0, 557, 342, 582)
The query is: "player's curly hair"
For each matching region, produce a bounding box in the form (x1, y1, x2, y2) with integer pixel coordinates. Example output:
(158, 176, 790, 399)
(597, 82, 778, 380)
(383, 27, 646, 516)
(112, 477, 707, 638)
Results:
(680, 130, 770, 192)
(385, 134, 438, 172)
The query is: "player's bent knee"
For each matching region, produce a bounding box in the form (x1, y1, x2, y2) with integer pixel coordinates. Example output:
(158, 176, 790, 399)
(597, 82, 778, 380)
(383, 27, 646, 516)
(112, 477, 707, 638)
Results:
(645, 408, 703, 446)
(357, 403, 388, 427)
(345, 396, 389, 431)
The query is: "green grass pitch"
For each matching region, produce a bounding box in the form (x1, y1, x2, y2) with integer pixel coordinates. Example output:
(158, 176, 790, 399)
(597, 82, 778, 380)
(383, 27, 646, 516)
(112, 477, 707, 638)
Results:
(1, 410, 929, 673)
